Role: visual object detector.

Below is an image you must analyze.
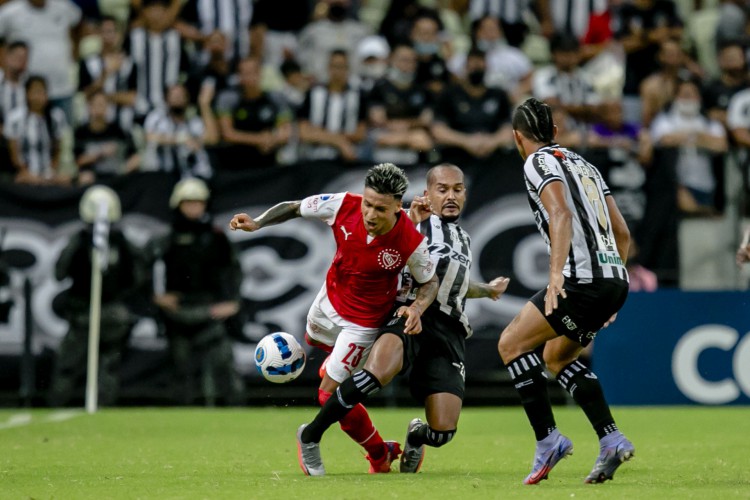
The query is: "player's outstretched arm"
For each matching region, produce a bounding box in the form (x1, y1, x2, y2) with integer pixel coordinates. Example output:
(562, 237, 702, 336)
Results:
(397, 273, 439, 335)
(466, 276, 510, 300)
(229, 201, 302, 232)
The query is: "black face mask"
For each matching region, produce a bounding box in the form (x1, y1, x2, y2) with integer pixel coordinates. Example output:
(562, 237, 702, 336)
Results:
(468, 69, 485, 86)
(169, 105, 187, 116)
(328, 3, 347, 21)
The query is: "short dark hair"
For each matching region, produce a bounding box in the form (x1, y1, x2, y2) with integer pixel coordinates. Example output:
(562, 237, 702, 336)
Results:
(550, 32, 580, 53)
(512, 98, 555, 144)
(365, 163, 409, 200)
(280, 58, 302, 78)
(7, 40, 28, 52)
(329, 49, 348, 60)
(25, 75, 47, 92)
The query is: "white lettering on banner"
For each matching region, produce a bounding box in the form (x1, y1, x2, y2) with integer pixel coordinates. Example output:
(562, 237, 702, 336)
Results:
(672, 325, 750, 404)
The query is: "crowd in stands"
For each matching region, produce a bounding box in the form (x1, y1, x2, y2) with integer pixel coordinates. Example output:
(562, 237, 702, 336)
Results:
(0, 1, 746, 225)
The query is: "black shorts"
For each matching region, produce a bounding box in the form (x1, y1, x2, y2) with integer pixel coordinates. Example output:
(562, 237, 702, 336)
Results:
(529, 278, 628, 347)
(378, 307, 466, 402)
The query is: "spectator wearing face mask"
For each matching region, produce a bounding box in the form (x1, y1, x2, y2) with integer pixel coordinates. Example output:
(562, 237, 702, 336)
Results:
(432, 48, 513, 165)
(448, 15, 532, 104)
(143, 83, 217, 180)
(366, 42, 432, 165)
(355, 36, 390, 93)
(409, 11, 451, 99)
(651, 78, 727, 215)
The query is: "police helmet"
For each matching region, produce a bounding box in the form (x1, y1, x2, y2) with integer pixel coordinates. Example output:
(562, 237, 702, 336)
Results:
(169, 178, 210, 209)
(79, 185, 122, 223)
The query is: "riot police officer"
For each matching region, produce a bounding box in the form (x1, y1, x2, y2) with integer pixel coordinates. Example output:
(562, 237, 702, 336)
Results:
(152, 178, 244, 405)
(50, 186, 137, 406)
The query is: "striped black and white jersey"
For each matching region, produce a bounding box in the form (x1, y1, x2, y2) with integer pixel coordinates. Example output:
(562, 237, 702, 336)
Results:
(0, 70, 25, 124)
(298, 84, 365, 161)
(3, 106, 66, 177)
(78, 54, 137, 130)
(143, 107, 212, 180)
(399, 214, 473, 337)
(533, 66, 600, 107)
(181, 0, 253, 66)
(127, 28, 185, 117)
(524, 144, 628, 282)
(549, 0, 607, 40)
(468, 0, 527, 23)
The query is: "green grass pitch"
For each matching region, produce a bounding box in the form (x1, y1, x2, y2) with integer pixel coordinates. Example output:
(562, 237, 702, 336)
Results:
(1, 406, 748, 499)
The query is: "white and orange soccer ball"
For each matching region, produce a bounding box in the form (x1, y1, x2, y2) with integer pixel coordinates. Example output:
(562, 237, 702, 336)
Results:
(254, 332, 306, 383)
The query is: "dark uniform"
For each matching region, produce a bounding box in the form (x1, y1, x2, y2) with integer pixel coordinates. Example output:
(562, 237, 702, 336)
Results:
(50, 227, 137, 406)
(380, 213, 472, 402)
(152, 211, 244, 405)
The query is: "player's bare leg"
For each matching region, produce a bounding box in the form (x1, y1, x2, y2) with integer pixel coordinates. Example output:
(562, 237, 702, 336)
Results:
(498, 303, 573, 484)
(401, 392, 462, 473)
(544, 336, 635, 484)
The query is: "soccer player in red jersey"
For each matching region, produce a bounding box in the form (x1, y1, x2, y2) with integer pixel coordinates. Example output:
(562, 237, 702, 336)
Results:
(230, 163, 438, 475)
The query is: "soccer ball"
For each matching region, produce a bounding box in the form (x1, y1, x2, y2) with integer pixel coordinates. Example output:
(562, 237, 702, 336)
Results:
(255, 332, 306, 383)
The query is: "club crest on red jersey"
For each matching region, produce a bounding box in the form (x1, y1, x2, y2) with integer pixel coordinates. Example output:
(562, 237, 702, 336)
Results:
(378, 248, 402, 270)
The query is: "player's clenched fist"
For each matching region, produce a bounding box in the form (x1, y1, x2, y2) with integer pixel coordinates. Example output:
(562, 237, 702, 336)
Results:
(229, 213, 260, 232)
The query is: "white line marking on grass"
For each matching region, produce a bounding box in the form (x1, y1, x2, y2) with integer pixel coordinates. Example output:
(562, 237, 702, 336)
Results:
(0, 410, 83, 430)
(44, 410, 82, 423)
(0, 413, 32, 429)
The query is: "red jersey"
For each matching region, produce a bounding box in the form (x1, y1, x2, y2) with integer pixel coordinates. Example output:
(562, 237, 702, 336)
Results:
(301, 192, 431, 327)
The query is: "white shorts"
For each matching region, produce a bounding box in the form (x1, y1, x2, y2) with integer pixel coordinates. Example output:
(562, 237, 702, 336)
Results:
(306, 285, 379, 384)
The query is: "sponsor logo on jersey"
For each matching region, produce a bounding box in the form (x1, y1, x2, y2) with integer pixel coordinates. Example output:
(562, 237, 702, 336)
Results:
(378, 248, 402, 270)
(597, 251, 624, 267)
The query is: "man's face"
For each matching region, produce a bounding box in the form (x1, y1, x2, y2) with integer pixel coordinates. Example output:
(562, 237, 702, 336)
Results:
(179, 200, 207, 220)
(88, 93, 109, 120)
(101, 20, 121, 49)
(553, 49, 580, 72)
(238, 59, 261, 90)
(328, 54, 349, 86)
(4, 46, 28, 74)
(426, 167, 466, 222)
(361, 187, 401, 236)
(391, 46, 417, 74)
(166, 85, 188, 108)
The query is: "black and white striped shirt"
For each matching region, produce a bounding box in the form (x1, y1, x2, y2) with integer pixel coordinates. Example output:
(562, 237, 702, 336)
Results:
(181, 0, 253, 65)
(400, 214, 473, 336)
(127, 28, 185, 117)
(298, 84, 364, 160)
(524, 144, 628, 282)
(3, 106, 66, 177)
(143, 108, 212, 180)
(549, 0, 608, 40)
(79, 55, 137, 130)
(469, 0, 527, 23)
(533, 66, 600, 107)
(0, 69, 25, 124)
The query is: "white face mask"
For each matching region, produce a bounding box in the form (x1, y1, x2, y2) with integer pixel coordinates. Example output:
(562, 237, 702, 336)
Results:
(361, 62, 387, 80)
(476, 39, 504, 52)
(673, 99, 700, 117)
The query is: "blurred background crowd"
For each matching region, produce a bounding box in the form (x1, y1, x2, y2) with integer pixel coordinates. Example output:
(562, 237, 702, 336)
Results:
(1, 1, 749, 282)
(1, 0, 750, 406)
